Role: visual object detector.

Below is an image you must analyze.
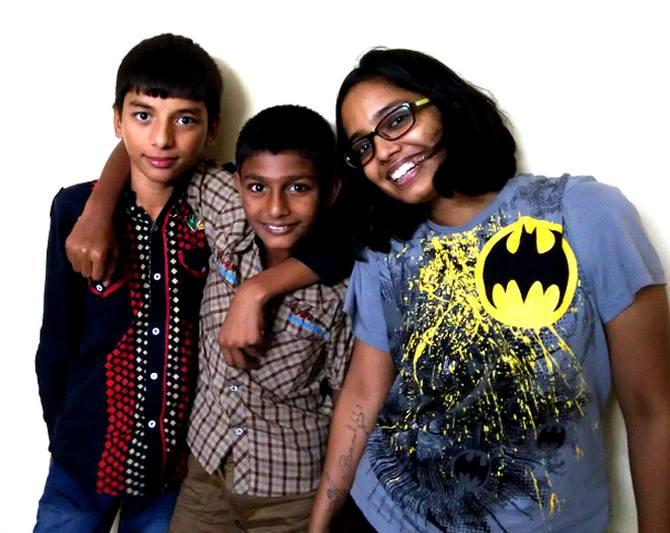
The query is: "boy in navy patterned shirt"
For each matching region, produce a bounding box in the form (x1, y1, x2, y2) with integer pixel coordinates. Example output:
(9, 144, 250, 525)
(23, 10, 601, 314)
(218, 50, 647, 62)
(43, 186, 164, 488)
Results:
(34, 33, 221, 532)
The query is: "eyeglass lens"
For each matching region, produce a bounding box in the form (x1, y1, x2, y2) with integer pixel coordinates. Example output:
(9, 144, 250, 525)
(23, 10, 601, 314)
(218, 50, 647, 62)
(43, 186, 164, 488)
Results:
(349, 104, 416, 167)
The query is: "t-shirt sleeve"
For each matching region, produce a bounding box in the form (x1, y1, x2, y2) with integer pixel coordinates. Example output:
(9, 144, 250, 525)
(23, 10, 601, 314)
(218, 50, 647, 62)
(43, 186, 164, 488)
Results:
(344, 254, 390, 352)
(293, 237, 354, 287)
(563, 178, 665, 324)
(292, 207, 355, 286)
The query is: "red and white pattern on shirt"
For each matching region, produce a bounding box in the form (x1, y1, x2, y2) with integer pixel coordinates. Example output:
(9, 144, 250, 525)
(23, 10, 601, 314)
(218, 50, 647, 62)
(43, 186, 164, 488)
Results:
(96, 197, 205, 496)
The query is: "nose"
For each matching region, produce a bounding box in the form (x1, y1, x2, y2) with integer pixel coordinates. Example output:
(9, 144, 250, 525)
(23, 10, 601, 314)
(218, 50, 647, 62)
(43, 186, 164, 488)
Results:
(268, 190, 290, 218)
(373, 134, 401, 162)
(151, 118, 174, 149)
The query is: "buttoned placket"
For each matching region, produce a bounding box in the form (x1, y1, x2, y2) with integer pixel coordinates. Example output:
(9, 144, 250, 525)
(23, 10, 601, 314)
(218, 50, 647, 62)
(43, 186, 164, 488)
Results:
(142, 211, 171, 456)
(226, 367, 247, 442)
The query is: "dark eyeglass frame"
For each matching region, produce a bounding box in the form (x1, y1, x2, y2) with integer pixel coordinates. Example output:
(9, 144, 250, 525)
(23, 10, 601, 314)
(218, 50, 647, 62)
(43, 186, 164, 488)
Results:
(344, 97, 432, 169)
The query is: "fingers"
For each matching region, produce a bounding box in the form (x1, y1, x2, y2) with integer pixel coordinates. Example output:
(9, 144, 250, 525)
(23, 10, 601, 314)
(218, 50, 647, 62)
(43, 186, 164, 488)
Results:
(80, 259, 93, 280)
(218, 321, 264, 351)
(71, 252, 93, 279)
(65, 236, 87, 277)
(90, 249, 109, 283)
(65, 236, 117, 284)
(101, 248, 119, 286)
(222, 347, 260, 370)
(219, 329, 261, 369)
(217, 299, 265, 369)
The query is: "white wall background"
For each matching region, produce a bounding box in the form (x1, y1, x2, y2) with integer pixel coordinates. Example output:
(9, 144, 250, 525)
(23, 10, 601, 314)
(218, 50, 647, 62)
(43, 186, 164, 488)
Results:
(1, 1, 667, 530)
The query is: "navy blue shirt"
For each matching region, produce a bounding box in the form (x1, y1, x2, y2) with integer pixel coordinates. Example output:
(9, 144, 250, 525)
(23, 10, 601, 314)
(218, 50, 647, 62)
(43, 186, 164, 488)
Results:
(36, 180, 208, 497)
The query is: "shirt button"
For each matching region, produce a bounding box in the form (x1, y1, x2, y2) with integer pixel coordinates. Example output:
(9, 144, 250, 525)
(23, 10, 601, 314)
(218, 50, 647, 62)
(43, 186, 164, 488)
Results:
(148, 420, 156, 429)
(153, 273, 161, 281)
(95, 284, 104, 292)
(151, 327, 160, 336)
(150, 372, 158, 381)
(229, 384, 238, 392)
(234, 427, 244, 436)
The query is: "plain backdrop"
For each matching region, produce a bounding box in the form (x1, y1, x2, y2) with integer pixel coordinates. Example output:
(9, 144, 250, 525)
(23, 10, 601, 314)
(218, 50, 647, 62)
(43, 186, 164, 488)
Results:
(1, 1, 667, 531)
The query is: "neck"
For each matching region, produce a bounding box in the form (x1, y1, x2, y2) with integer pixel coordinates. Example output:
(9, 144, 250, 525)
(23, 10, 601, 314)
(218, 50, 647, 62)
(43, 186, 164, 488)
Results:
(130, 176, 175, 220)
(429, 191, 499, 227)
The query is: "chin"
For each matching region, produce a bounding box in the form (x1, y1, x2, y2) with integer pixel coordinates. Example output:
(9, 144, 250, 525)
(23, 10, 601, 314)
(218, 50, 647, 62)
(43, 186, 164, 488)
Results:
(394, 185, 437, 205)
(262, 237, 296, 252)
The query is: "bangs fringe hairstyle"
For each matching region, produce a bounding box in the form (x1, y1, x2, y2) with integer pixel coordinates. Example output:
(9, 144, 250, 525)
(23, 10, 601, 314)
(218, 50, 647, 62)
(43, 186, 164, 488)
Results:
(335, 48, 517, 253)
(114, 33, 223, 124)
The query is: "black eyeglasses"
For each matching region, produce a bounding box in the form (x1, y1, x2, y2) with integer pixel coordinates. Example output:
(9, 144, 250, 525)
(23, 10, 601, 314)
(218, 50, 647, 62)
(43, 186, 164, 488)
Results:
(344, 97, 432, 168)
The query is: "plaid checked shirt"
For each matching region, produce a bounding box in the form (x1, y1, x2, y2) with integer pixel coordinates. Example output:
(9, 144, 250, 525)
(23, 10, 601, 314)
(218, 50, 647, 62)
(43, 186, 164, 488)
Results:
(185, 160, 353, 497)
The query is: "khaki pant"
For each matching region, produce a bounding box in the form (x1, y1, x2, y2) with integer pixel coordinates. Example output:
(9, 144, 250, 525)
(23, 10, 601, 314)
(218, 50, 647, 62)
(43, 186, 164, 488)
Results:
(169, 454, 315, 532)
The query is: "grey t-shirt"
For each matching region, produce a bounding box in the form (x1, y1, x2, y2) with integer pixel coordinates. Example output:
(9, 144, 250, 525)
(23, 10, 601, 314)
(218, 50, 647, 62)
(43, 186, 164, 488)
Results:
(345, 175, 664, 532)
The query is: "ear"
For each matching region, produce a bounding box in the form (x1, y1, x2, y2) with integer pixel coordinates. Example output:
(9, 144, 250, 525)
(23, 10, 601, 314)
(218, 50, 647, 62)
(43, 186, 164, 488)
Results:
(325, 176, 343, 207)
(206, 115, 220, 146)
(113, 106, 122, 139)
(233, 171, 242, 195)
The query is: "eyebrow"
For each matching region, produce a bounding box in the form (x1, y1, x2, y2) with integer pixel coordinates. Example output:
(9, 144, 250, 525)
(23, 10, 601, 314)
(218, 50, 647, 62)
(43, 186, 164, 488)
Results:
(239, 173, 319, 182)
(125, 98, 205, 116)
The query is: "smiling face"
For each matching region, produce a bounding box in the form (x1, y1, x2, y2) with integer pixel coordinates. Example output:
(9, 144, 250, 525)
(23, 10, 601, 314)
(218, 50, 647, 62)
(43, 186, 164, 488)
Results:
(236, 151, 321, 267)
(114, 91, 217, 191)
(341, 79, 447, 205)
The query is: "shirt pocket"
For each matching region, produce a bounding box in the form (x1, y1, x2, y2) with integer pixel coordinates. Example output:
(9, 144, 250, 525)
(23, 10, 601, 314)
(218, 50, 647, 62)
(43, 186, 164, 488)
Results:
(87, 276, 127, 298)
(178, 248, 209, 279)
(176, 215, 210, 281)
(81, 276, 132, 360)
(283, 303, 331, 343)
(253, 301, 331, 398)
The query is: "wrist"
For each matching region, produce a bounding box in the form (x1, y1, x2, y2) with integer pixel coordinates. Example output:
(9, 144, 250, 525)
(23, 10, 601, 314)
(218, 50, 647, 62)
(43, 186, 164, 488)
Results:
(307, 513, 329, 533)
(241, 275, 272, 306)
(81, 196, 115, 220)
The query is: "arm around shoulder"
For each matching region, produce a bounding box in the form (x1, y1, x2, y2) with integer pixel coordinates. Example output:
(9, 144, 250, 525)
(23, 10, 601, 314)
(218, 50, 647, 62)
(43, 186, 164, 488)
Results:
(65, 141, 130, 282)
(219, 258, 319, 369)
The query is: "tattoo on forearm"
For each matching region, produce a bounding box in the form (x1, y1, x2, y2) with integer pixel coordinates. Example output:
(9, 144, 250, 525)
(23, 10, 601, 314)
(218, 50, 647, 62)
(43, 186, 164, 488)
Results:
(325, 472, 346, 511)
(338, 403, 371, 471)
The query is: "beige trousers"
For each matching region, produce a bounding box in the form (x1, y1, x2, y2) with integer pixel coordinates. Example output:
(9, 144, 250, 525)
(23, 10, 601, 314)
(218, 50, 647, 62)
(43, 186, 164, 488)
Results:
(169, 453, 315, 533)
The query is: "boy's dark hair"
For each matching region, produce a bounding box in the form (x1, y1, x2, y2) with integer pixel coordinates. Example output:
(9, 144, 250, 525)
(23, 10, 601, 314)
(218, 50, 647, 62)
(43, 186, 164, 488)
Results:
(235, 105, 337, 202)
(335, 48, 517, 252)
(114, 33, 223, 125)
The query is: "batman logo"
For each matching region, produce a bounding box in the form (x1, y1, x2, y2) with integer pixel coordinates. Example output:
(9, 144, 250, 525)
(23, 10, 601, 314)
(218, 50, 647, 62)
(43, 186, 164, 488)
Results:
(537, 421, 566, 451)
(452, 450, 490, 490)
(474, 216, 578, 329)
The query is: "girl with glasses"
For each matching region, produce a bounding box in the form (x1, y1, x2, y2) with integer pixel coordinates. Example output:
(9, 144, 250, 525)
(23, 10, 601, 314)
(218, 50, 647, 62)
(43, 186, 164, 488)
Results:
(310, 48, 670, 533)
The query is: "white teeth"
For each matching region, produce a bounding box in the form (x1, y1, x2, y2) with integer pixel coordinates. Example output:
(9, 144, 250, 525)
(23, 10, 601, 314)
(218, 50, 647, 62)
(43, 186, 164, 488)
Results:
(265, 224, 291, 234)
(390, 160, 418, 182)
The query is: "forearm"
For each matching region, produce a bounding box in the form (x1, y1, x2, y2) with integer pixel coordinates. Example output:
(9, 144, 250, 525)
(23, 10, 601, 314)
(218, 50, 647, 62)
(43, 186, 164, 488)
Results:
(65, 142, 130, 280)
(244, 257, 318, 305)
(626, 413, 670, 533)
(84, 141, 129, 216)
(310, 343, 394, 532)
(607, 287, 670, 533)
(310, 391, 378, 531)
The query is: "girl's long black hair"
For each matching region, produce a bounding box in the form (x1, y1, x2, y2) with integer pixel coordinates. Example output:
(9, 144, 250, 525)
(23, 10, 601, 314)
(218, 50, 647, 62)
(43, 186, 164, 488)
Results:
(335, 48, 517, 253)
